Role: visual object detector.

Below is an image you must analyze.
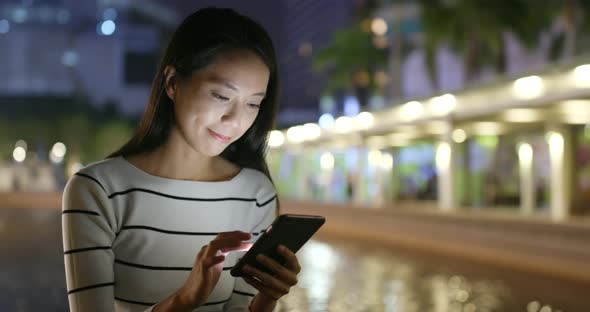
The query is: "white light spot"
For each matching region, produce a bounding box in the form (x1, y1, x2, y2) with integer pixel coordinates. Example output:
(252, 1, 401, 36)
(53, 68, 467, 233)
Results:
(51, 142, 67, 158)
(286, 126, 305, 143)
(452, 129, 466, 143)
(268, 130, 285, 148)
(436, 142, 451, 172)
(574, 64, 590, 87)
(302, 123, 321, 141)
(318, 113, 335, 129)
(354, 112, 374, 129)
(13, 147, 26, 162)
(380, 153, 394, 170)
(49, 152, 64, 164)
(334, 116, 353, 133)
(320, 152, 334, 170)
(368, 150, 382, 167)
(400, 101, 424, 120)
(513, 75, 544, 99)
(429, 94, 456, 115)
(99, 20, 116, 36)
(371, 18, 387, 36)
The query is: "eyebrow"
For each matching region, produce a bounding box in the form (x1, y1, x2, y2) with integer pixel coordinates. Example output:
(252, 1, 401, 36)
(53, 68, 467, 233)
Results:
(209, 77, 266, 97)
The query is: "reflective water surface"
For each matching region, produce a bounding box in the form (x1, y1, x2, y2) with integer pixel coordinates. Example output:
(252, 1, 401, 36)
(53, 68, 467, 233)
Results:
(1, 208, 588, 311)
(279, 237, 590, 312)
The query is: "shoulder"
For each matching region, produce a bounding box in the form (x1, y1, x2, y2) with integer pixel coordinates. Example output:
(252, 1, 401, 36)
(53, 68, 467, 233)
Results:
(62, 159, 120, 229)
(65, 157, 123, 196)
(239, 168, 276, 199)
(77, 157, 121, 176)
(62, 159, 121, 214)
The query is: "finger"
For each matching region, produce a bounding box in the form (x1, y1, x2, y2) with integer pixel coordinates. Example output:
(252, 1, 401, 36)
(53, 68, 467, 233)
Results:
(209, 231, 253, 250)
(221, 242, 253, 254)
(203, 255, 225, 268)
(216, 231, 252, 241)
(256, 254, 298, 286)
(206, 238, 251, 257)
(243, 265, 289, 295)
(242, 275, 282, 301)
(277, 245, 301, 274)
(197, 245, 206, 258)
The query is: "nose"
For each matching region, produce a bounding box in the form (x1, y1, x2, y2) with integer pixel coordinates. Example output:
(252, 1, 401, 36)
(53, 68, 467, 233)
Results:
(220, 101, 241, 130)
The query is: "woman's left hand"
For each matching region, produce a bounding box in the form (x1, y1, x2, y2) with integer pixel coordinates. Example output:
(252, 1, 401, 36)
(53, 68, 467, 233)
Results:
(242, 245, 300, 304)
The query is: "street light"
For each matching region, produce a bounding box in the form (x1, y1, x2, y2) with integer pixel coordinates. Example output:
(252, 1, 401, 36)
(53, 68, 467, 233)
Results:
(513, 76, 544, 99)
(430, 94, 456, 115)
(320, 152, 334, 170)
(286, 126, 305, 143)
(574, 64, 590, 87)
(50, 142, 67, 164)
(452, 129, 467, 143)
(371, 18, 387, 36)
(268, 130, 285, 148)
(13, 147, 26, 162)
(355, 112, 374, 130)
(98, 20, 116, 36)
(334, 116, 353, 133)
(400, 101, 424, 120)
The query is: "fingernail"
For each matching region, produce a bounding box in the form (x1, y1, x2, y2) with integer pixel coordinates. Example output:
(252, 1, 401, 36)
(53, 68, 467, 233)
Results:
(256, 254, 264, 261)
(278, 245, 286, 251)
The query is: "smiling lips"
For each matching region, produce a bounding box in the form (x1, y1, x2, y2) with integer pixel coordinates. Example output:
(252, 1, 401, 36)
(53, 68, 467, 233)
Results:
(208, 128, 231, 143)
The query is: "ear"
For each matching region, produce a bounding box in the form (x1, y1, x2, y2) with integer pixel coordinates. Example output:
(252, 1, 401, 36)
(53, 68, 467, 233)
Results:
(163, 65, 178, 101)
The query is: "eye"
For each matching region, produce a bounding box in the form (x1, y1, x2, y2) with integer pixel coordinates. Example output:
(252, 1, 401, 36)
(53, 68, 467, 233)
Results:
(211, 92, 229, 101)
(248, 103, 261, 109)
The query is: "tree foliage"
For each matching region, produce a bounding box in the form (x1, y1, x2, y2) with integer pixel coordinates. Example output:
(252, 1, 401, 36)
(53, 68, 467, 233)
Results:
(313, 24, 388, 93)
(419, 0, 556, 83)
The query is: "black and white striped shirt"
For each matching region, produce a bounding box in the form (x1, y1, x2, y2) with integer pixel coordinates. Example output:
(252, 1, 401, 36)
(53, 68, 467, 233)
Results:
(62, 156, 277, 311)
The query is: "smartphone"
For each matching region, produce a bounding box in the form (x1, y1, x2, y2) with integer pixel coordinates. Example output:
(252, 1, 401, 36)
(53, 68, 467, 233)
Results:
(230, 214, 326, 277)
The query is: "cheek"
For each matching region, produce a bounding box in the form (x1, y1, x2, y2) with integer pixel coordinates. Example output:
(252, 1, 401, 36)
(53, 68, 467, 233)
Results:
(176, 99, 219, 126)
(240, 112, 259, 133)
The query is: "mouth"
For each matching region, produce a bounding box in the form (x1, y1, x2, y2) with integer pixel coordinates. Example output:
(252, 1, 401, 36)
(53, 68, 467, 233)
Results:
(208, 128, 232, 143)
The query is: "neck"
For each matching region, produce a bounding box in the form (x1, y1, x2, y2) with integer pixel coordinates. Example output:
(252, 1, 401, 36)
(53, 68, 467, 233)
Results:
(130, 127, 221, 181)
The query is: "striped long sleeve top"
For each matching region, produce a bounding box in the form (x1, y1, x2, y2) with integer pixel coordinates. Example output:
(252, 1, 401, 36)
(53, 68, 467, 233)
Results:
(62, 156, 277, 312)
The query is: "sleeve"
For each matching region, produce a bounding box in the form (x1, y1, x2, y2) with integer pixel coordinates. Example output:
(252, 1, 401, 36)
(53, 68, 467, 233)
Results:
(62, 174, 117, 312)
(62, 174, 158, 312)
(223, 184, 278, 312)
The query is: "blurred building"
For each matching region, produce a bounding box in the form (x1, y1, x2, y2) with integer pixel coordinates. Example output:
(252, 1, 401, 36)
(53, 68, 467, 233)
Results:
(269, 55, 590, 219)
(0, 0, 176, 115)
(277, 0, 356, 126)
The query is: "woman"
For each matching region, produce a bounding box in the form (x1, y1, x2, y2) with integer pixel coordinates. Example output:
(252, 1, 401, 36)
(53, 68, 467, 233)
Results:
(62, 8, 299, 312)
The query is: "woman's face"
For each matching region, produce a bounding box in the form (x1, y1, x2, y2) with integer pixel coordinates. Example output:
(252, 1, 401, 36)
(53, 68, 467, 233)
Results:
(166, 50, 270, 157)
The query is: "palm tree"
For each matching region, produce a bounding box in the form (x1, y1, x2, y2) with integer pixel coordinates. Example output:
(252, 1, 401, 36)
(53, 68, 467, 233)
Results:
(312, 0, 388, 108)
(418, 1, 560, 206)
(313, 24, 386, 92)
(547, 0, 590, 60)
(419, 0, 555, 86)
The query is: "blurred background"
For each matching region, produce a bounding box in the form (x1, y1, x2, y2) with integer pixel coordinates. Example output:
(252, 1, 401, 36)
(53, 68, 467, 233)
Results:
(1, 0, 590, 311)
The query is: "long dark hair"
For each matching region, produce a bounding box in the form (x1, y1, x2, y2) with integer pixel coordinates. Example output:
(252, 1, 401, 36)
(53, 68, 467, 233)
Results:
(108, 8, 279, 185)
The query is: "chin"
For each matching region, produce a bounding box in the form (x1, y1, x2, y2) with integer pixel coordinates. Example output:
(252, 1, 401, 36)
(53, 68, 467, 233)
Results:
(189, 133, 232, 157)
(201, 142, 230, 157)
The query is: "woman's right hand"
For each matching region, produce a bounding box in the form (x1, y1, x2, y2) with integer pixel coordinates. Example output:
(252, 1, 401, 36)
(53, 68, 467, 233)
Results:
(177, 231, 253, 308)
